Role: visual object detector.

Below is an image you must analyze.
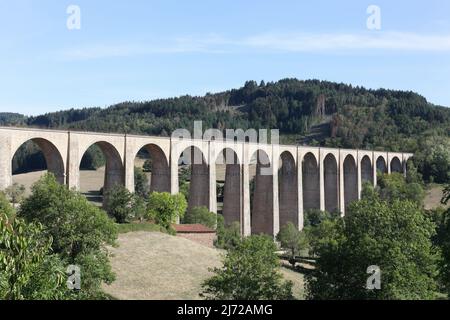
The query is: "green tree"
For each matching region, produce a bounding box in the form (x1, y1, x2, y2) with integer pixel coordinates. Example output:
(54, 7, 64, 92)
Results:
(306, 193, 439, 300)
(142, 159, 152, 172)
(304, 219, 343, 257)
(214, 215, 241, 250)
(304, 209, 334, 227)
(134, 166, 149, 198)
(436, 186, 450, 296)
(276, 222, 307, 267)
(416, 137, 450, 184)
(146, 192, 187, 231)
(0, 213, 68, 300)
(201, 235, 294, 300)
(79, 144, 106, 170)
(183, 206, 217, 229)
(405, 159, 423, 184)
(104, 185, 142, 223)
(18, 173, 118, 298)
(178, 167, 191, 200)
(377, 172, 424, 206)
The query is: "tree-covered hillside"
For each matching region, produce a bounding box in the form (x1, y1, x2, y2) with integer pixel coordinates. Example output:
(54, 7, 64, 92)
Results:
(2, 79, 450, 182)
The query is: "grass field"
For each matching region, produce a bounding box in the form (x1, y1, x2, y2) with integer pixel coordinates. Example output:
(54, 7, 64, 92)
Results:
(102, 231, 305, 300)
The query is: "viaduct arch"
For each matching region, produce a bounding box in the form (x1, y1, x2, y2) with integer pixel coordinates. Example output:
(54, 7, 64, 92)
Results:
(0, 126, 413, 236)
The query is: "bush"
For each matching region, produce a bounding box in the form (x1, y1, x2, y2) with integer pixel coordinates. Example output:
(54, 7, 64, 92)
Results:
(183, 206, 217, 229)
(214, 215, 241, 250)
(377, 173, 424, 206)
(142, 159, 152, 172)
(201, 235, 294, 300)
(134, 167, 149, 198)
(276, 222, 307, 267)
(146, 192, 187, 231)
(178, 167, 191, 200)
(304, 209, 334, 227)
(18, 173, 118, 298)
(304, 219, 343, 257)
(104, 185, 144, 223)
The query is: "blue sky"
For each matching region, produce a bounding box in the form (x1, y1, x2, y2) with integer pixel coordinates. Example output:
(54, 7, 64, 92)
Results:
(1, 0, 450, 115)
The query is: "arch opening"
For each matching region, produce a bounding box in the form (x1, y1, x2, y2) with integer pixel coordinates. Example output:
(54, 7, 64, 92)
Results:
(79, 141, 124, 205)
(133, 144, 170, 197)
(178, 146, 209, 212)
(302, 153, 320, 211)
(278, 151, 298, 228)
(376, 156, 387, 183)
(250, 150, 273, 235)
(215, 148, 241, 227)
(324, 154, 339, 213)
(361, 155, 373, 185)
(11, 138, 65, 195)
(391, 157, 402, 173)
(344, 155, 358, 208)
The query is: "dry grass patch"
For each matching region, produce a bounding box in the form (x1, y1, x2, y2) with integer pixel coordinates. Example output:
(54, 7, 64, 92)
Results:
(103, 231, 305, 300)
(103, 231, 223, 300)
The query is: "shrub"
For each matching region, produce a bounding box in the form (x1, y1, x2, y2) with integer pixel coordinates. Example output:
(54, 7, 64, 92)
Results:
(214, 215, 241, 250)
(183, 206, 217, 229)
(104, 185, 142, 223)
(201, 235, 294, 300)
(304, 209, 334, 227)
(146, 192, 187, 231)
(142, 159, 152, 172)
(276, 222, 307, 267)
(134, 167, 149, 198)
(377, 172, 424, 206)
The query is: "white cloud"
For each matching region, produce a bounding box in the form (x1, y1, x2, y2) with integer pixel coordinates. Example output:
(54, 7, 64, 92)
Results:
(241, 31, 450, 52)
(59, 34, 228, 60)
(59, 31, 450, 60)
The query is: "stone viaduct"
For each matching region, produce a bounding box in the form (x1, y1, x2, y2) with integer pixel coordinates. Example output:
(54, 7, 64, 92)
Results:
(0, 126, 413, 236)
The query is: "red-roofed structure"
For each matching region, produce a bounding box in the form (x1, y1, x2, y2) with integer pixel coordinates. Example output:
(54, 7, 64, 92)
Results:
(173, 224, 216, 247)
(173, 224, 215, 233)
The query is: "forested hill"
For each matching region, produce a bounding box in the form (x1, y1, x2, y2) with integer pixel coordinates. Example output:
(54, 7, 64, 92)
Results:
(2, 78, 450, 182)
